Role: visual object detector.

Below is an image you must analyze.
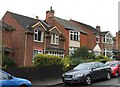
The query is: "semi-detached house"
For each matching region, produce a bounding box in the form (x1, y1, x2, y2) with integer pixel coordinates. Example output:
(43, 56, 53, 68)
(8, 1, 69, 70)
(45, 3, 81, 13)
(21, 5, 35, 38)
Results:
(70, 20, 103, 56)
(2, 11, 65, 66)
(45, 7, 88, 55)
(2, 7, 115, 66)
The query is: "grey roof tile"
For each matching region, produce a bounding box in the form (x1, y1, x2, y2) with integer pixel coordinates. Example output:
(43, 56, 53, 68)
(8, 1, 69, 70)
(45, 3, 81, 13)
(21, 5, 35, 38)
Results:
(71, 20, 101, 35)
(8, 11, 52, 31)
(54, 17, 87, 34)
(101, 31, 109, 36)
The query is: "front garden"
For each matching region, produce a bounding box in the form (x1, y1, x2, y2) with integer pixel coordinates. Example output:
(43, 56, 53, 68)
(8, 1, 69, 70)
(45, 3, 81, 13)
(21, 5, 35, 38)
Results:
(2, 46, 113, 81)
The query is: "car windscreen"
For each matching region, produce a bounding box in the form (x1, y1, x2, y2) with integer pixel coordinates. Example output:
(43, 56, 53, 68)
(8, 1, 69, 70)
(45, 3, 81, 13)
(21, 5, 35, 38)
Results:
(74, 63, 92, 70)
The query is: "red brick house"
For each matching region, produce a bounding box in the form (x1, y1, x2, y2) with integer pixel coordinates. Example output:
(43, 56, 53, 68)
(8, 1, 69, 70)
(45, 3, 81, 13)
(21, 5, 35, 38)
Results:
(118, 31, 120, 59)
(101, 31, 113, 58)
(45, 7, 88, 55)
(114, 31, 120, 60)
(71, 19, 115, 58)
(2, 11, 65, 66)
(70, 20, 102, 56)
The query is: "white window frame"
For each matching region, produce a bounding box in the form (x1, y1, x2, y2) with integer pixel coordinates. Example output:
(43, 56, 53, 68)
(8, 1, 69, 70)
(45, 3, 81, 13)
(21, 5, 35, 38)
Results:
(69, 47, 78, 55)
(103, 36, 113, 44)
(34, 29, 44, 42)
(106, 36, 113, 44)
(51, 33, 59, 45)
(33, 50, 43, 58)
(96, 34, 100, 43)
(46, 51, 64, 58)
(103, 49, 112, 57)
(70, 31, 80, 41)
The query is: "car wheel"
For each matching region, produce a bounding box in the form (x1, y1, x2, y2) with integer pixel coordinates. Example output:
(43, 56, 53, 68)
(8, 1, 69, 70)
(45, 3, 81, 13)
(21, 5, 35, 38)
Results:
(64, 82, 71, 86)
(115, 71, 119, 78)
(85, 75, 91, 85)
(106, 72, 111, 80)
(19, 85, 28, 87)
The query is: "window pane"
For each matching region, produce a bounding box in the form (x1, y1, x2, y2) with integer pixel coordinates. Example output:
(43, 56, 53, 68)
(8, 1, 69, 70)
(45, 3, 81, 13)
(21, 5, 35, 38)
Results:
(34, 33, 37, 40)
(70, 34, 73, 40)
(38, 30, 41, 41)
(53, 34, 55, 43)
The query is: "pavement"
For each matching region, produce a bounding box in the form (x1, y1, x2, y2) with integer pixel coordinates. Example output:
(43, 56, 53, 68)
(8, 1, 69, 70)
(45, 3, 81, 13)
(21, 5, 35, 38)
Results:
(32, 78, 63, 87)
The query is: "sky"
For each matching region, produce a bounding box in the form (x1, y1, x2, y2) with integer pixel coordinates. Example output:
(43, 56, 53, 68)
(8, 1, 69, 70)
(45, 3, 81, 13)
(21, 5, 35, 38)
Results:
(0, 0, 119, 36)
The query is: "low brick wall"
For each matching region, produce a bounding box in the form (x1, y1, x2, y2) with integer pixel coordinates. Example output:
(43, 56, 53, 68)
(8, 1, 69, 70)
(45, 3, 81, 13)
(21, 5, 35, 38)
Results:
(3, 65, 63, 81)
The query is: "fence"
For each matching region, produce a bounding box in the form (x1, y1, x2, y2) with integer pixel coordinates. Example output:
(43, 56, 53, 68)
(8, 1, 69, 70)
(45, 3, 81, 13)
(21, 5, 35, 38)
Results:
(3, 65, 63, 81)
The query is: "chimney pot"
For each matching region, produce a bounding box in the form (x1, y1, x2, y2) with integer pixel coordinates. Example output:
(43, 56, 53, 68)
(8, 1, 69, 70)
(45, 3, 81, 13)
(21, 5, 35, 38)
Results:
(96, 25, 101, 31)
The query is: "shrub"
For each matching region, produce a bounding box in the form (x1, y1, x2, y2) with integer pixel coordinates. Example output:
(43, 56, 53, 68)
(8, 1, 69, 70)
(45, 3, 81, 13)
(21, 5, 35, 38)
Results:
(61, 55, 71, 71)
(95, 55, 112, 63)
(2, 56, 17, 69)
(33, 54, 62, 66)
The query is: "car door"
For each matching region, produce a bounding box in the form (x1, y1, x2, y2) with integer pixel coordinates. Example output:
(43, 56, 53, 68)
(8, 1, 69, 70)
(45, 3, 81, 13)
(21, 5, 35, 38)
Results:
(91, 63, 101, 80)
(117, 62, 120, 74)
(97, 62, 107, 78)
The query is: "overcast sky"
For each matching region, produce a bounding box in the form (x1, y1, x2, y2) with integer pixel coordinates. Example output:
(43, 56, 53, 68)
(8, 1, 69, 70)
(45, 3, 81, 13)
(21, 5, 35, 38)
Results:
(0, 0, 119, 36)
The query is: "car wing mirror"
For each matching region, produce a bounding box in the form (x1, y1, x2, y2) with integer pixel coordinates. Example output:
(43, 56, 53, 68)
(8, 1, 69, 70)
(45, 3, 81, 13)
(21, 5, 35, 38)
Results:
(92, 67, 96, 70)
(8, 75, 13, 80)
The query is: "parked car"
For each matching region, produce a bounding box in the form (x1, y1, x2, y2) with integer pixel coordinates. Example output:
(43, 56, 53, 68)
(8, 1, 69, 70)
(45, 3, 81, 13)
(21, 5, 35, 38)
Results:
(105, 61, 120, 77)
(62, 62, 111, 85)
(0, 70, 32, 87)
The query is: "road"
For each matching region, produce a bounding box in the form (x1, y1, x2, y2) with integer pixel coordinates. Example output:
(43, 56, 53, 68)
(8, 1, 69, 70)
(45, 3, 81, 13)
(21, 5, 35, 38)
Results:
(52, 77, 120, 87)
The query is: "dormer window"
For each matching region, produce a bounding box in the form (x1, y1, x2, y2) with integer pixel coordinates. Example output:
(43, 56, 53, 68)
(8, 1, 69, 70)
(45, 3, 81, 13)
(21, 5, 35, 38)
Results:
(51, 33, 59, 45)
(70, 31, 80, 41)
(34, 29, 43, 42)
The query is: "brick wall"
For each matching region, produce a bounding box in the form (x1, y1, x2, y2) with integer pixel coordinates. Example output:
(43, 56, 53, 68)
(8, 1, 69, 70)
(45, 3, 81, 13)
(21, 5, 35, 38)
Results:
(2, 11, 31, 66)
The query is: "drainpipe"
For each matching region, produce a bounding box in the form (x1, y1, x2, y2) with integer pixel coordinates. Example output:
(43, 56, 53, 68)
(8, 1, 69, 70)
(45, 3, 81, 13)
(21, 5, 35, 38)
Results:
(0, 21, 2, 69)
(44, 34, 46, 54)
(24, 33, 27, 66)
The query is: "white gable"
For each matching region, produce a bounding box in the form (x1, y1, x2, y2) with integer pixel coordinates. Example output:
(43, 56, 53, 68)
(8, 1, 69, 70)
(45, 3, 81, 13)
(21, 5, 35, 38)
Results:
(93, 44, 101, 52)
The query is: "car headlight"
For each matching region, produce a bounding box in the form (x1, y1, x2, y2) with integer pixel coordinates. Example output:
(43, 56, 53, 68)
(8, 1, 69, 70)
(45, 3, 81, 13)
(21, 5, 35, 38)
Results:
(74, 74, 83, 78)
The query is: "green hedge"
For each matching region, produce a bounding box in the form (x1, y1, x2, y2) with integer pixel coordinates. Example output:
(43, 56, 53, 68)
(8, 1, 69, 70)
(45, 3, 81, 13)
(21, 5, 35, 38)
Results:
(33, 54, 62, 66)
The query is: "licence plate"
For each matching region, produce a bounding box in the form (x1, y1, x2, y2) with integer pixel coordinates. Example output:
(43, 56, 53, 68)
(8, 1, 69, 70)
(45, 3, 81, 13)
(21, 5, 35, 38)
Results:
(65, 78, 72, 80)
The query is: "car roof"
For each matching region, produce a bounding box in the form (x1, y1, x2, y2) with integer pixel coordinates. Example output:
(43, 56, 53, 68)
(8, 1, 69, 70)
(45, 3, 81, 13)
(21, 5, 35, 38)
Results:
(81, 62, 101, 65)
(0, 70, 11, 75)
(106, 61, 120, 63)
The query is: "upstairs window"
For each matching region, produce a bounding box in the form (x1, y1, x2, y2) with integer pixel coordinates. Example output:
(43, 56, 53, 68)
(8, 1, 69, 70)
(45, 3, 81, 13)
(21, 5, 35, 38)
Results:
(96, 34, 100, 43)
(34, 29, 43, 42)
(70, 31, 80, 41)
(106, 37, 113, 44)
(103, 36, 113, 44)
(51, 33, 59, 45)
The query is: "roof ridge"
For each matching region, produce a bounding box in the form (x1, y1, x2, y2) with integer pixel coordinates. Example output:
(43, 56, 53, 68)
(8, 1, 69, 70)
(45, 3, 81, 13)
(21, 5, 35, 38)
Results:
(7, 11, 36, 21)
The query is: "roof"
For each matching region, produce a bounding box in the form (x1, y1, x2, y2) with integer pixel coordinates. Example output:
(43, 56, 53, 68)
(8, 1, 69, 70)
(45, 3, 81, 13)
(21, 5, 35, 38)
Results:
(54, 17, 87, 34)
(71, 20, 101, 34)
(7, 11, 52, 31)
(101, 31, 109, 36)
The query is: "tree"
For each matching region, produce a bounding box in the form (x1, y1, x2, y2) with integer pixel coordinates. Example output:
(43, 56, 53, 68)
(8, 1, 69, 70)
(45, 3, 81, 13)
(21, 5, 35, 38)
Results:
(70, 46, 95, 65)
(71, 46, 89, 60)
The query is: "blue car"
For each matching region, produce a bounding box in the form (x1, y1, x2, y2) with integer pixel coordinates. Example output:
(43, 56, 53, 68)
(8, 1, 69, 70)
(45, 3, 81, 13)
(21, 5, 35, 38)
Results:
(0, 70, 32, 87)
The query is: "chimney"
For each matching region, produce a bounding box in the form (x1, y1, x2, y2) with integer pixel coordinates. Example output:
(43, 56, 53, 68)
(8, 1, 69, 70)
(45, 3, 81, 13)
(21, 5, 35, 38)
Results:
(46, 7, 55, 23)
(96, 26, 101, 31)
